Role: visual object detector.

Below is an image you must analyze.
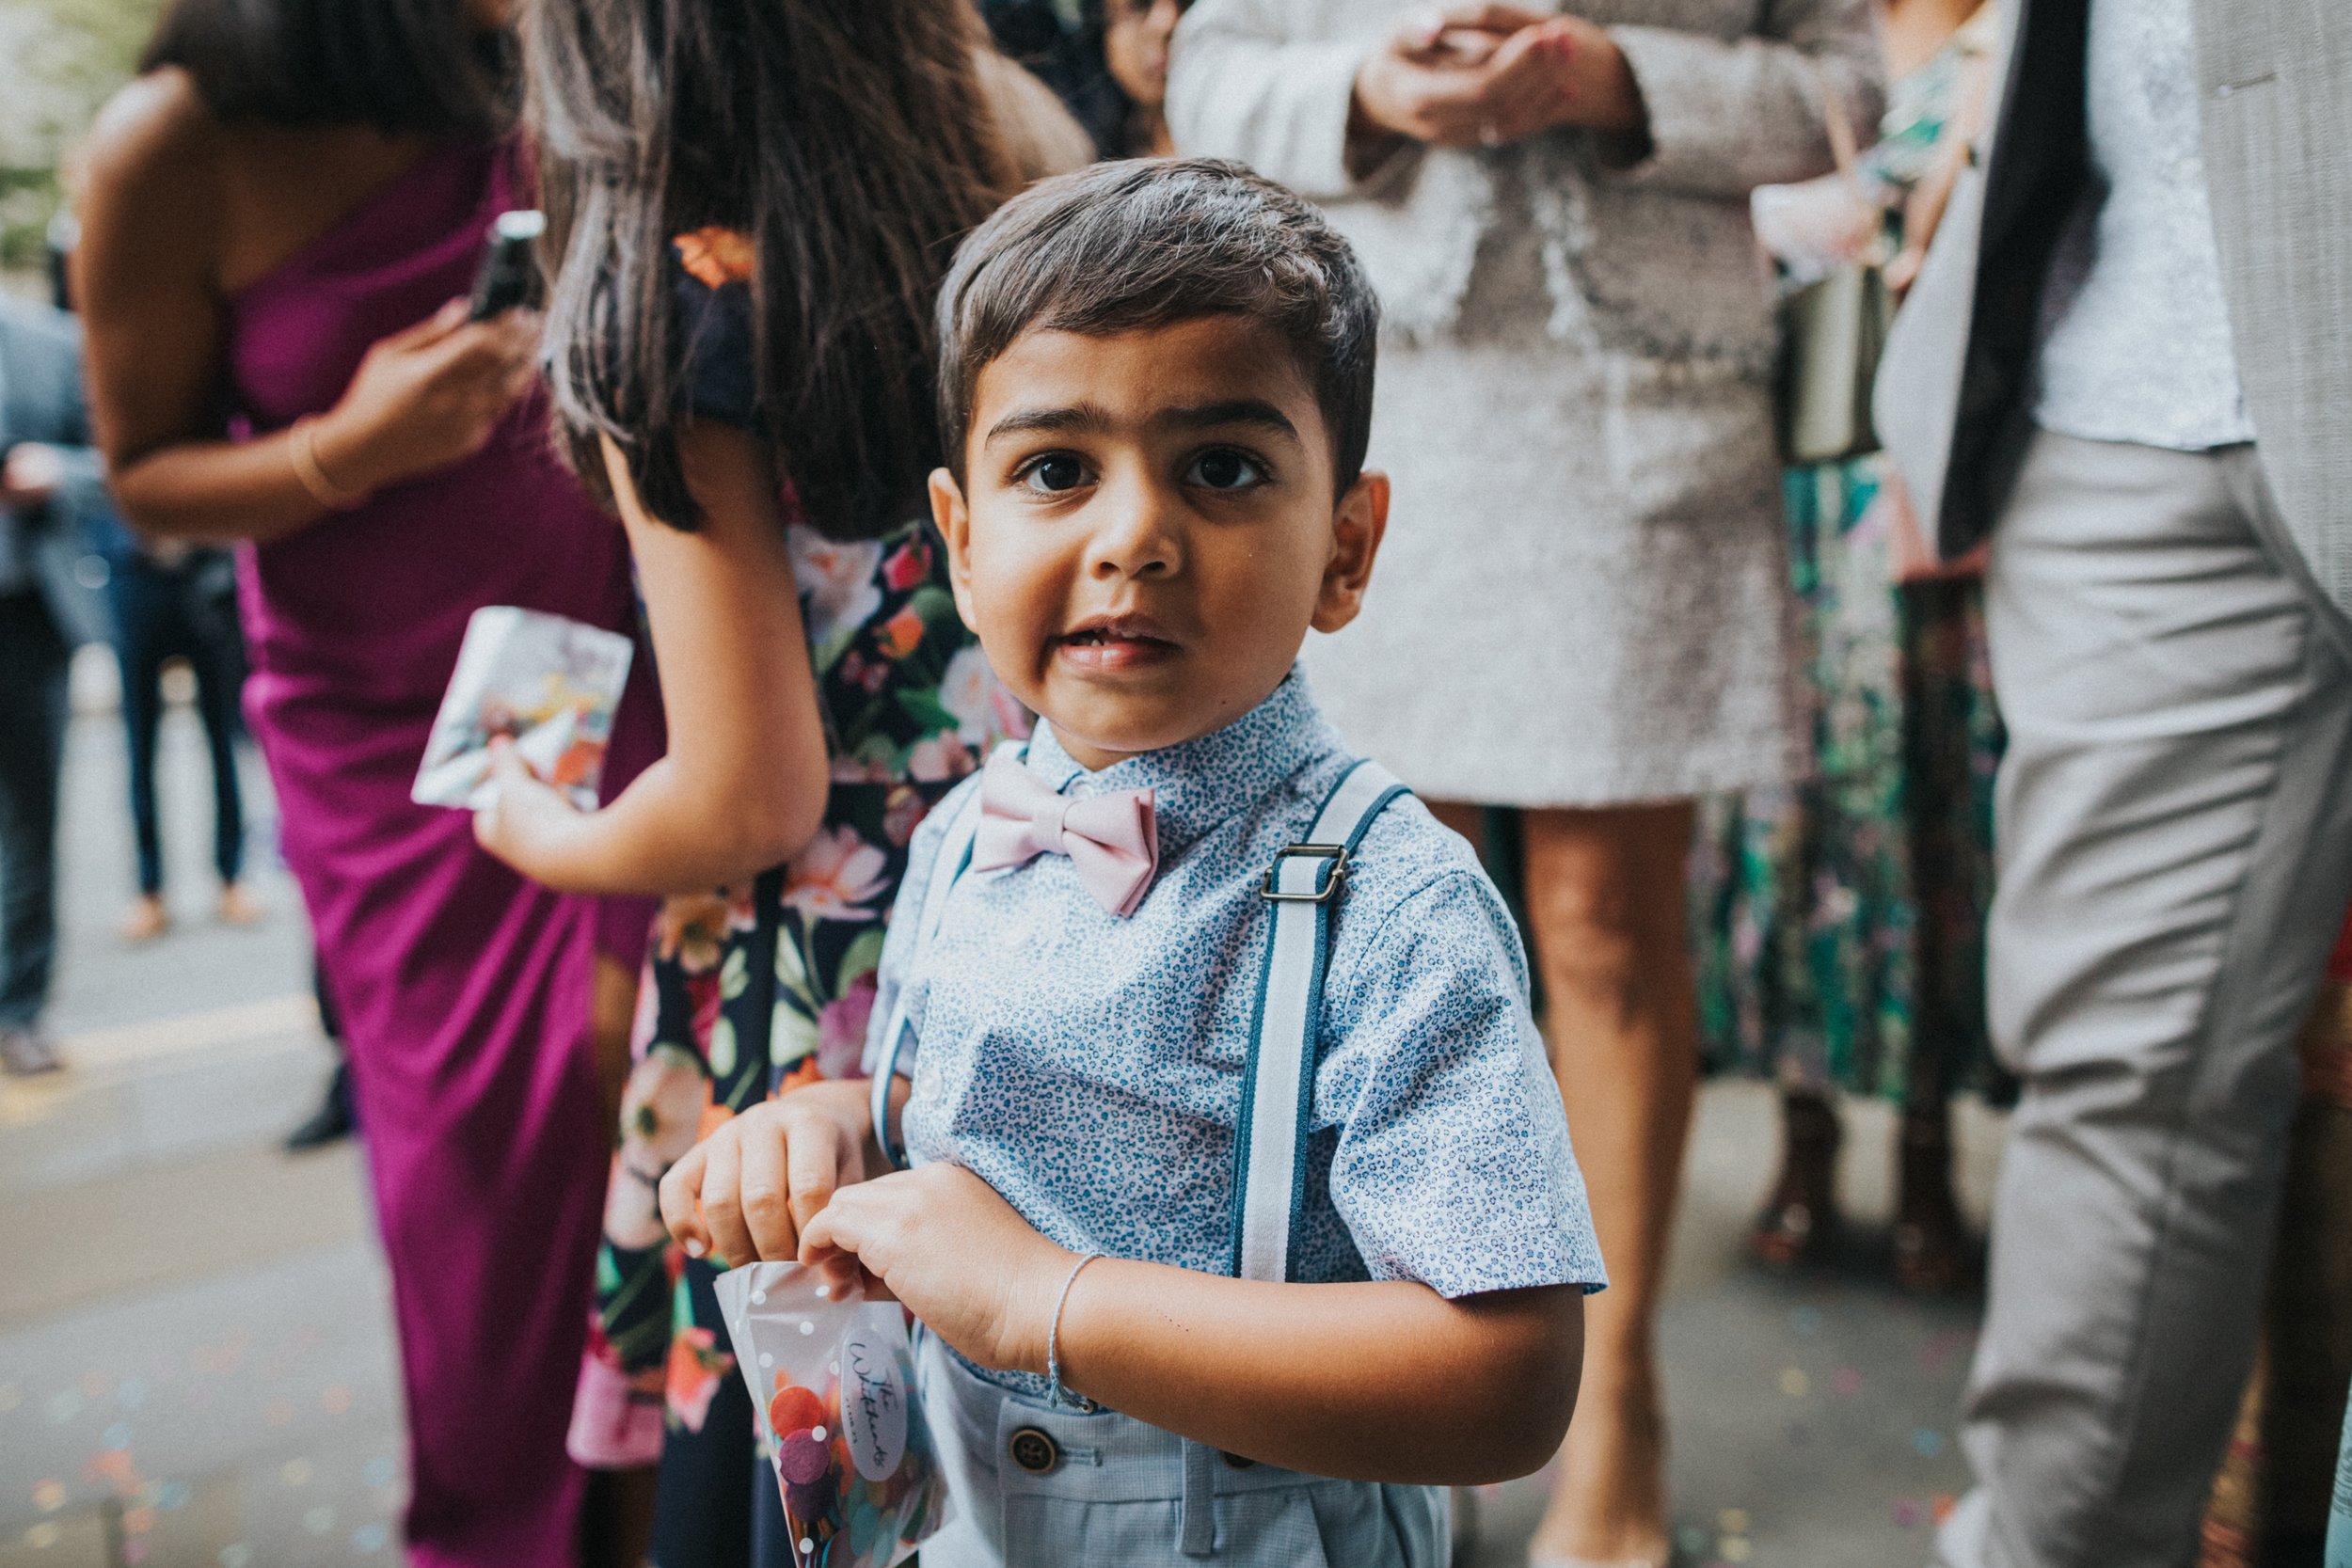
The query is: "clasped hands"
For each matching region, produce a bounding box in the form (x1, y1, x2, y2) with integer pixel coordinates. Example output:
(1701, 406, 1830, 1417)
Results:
(1350, 3, 1646, 156)
(659, 1079, 1076, 1379)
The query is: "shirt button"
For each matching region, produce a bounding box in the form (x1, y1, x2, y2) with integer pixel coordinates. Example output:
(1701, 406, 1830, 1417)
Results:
(1009, 1426, 1060, 1474)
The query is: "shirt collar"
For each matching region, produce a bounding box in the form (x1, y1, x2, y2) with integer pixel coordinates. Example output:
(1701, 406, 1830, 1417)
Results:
(1024, 669, 1339, 859)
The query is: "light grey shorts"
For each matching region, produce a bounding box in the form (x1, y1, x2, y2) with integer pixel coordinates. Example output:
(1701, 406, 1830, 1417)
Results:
(914, 1331, 1449, 1568)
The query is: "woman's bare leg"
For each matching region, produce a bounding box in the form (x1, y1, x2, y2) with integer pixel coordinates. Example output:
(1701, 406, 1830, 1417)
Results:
(1501, 801, 1697, 1565)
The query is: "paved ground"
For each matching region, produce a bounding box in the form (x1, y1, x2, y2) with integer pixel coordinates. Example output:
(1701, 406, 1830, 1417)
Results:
(1, 665, 2001, 1567)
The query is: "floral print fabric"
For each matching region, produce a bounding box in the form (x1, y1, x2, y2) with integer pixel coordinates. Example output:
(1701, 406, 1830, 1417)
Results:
(587, 522, 1026, 1431)
(570, 238, 1027, 1562)
(1690, 464, 2005, 1101)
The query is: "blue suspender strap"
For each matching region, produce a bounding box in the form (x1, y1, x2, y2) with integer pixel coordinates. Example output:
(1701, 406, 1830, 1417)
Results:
(867, 770, 992, 1172)
(1229, 758, 1407, 1285)
(1180, 759, 1406, 1558)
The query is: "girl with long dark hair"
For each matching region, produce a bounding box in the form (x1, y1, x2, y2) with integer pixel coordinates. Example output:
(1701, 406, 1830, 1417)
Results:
(72, 2, 660, 1563)
(475, 4, 1078, 1561)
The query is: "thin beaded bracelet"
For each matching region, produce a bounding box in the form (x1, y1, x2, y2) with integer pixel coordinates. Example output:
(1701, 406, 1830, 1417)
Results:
(288, 416, 368, 510)
(1045, 1252, 1103, 1412)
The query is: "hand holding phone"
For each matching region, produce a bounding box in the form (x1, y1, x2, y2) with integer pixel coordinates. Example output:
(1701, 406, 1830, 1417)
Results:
(469, 209, 547, 322)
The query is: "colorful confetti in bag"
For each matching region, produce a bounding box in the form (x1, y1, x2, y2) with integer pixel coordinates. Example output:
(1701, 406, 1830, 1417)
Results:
(713, 1262, 951, 1568)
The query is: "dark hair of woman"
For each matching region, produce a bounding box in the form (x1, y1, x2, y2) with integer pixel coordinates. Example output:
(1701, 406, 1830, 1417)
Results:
(141, 0, 515, 135)
(526, 0, 1019, 540)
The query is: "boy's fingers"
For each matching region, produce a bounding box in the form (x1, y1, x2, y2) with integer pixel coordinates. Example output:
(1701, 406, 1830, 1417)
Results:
(736, 1123, 797, 1261)
(797, 1204, 840, 1265)
(786, 1116, 841, 1235)
(799, 1182, 872, 1262)
(658, 1143, 710, 1257)
(701, 1132, 755, 1267)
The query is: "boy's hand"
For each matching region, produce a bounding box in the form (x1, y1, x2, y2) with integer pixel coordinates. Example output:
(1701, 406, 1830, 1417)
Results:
(660, 1079, 876, 1266)
(801, 1163, 1072, 1377)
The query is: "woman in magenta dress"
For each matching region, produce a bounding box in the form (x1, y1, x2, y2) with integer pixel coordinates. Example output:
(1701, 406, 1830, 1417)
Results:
(74, 3, 654, 1562)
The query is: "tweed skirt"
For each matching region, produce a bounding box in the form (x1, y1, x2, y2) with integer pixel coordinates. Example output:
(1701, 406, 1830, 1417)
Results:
(1303, 340, 1804, 808)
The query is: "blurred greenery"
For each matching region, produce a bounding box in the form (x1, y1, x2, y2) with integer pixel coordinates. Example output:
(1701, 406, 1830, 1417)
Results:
(1, 0, 162, 277)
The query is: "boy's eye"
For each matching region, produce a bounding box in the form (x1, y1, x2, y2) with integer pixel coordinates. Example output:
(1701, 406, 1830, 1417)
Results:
(1185, 449, 1266, 491)
(1017, 453, 1089, 494)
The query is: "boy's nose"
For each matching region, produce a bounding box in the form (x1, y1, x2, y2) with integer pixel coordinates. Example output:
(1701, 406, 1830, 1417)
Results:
(1088, 473, 1184, 579)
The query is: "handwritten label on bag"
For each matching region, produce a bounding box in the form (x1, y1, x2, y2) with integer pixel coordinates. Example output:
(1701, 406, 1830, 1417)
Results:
(839, 1315, 908, 1482)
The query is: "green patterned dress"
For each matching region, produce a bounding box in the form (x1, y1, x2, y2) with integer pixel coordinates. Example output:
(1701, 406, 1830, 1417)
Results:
(1690, 11, 2009, 1104)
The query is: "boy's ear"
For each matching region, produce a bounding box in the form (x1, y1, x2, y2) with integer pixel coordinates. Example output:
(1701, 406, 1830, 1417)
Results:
(1310, 469, 1389, 635)
(929, 467, 979, 629)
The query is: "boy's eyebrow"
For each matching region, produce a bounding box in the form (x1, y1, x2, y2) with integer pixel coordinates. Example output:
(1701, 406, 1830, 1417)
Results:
(980, 399, 1303, 448)
(982, 404, 1114, 446)
(1152, 400, 1301, 441)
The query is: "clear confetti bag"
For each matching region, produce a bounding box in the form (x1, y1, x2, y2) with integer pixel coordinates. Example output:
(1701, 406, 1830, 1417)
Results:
(713, 1262, 952, 1568)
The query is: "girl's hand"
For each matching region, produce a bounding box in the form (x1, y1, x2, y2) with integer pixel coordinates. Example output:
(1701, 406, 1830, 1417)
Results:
(471, 737, 592, 881)
(660, 1078, 879, 1267)
(801, 1163, 1072, 1377)
(312, 299, 542, 496)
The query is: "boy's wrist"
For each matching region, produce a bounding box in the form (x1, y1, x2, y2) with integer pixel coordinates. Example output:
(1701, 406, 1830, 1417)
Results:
(998, 1243, 1087, 1378)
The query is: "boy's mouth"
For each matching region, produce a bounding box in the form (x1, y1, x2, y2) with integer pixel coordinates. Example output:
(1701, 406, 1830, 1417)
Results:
(1055, 613, 1181, 672)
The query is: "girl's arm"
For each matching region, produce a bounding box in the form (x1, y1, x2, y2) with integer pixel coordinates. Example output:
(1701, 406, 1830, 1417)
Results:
(474, 429, 830, 895)
(74, 75, 542, 546)
(799, 1163, 1584, 1486)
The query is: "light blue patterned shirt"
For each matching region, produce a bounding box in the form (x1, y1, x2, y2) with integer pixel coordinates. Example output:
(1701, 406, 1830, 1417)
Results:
(866, 672, 1604, 1392)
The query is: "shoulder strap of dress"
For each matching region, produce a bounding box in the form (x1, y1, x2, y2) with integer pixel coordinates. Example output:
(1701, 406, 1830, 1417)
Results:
(1229, 758, 1409, 1283)
(867, 749, 1003, 1170)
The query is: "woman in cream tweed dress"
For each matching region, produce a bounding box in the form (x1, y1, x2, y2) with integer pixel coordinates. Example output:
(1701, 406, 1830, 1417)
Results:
(1169, 4, 1878, 1561)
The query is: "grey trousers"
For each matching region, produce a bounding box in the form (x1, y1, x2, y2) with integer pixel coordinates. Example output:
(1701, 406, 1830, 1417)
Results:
(1940, 431, 2352, 1568)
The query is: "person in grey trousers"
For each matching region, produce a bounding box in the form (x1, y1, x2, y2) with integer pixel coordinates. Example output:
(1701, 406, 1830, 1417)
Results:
(1872, 0, 2352, 1563)
(0, 295, 114, 1076)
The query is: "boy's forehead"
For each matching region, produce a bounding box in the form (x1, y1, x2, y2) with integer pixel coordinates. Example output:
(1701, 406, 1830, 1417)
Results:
(972, 315, 1322, 429)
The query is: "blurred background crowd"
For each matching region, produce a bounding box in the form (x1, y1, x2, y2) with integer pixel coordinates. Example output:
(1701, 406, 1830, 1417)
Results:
(1, 0, 2346, 1566)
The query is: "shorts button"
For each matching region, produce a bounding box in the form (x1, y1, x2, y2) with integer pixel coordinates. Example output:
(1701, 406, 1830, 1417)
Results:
(1009, 1426, 1059, 1474)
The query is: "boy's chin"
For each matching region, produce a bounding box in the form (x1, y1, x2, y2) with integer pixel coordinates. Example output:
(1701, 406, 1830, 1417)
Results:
(1037, 689, 1223, 768)
(1038, 667, 1295, 767)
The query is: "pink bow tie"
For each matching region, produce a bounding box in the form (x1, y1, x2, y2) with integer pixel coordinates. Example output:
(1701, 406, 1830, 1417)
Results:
(970, 748, 1159, 917)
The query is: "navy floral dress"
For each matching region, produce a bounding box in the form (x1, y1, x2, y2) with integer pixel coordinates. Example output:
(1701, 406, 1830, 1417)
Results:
(567, 229, 1028, 1567)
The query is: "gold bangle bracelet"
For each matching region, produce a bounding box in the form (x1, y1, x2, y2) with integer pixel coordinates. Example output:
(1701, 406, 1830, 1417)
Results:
(288, 417, 367, 510)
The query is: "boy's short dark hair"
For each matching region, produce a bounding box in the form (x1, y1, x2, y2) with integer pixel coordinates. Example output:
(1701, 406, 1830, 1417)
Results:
(937, 158, 1380, 494)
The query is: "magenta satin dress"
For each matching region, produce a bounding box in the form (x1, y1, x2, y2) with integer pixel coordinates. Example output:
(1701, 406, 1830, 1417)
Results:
(226, 139, 655, 1568)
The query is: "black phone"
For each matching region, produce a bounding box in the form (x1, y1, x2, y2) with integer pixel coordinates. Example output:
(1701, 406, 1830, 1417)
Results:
(469, 209, 547, 321)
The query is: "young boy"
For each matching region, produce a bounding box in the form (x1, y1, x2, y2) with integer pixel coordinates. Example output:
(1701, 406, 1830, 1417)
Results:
(660, 158, 1603, 1566)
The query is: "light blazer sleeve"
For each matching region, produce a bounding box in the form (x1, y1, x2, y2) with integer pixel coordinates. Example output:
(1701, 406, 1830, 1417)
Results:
(1165, 0, 1394, 202)
(1607, 0, 1883, 199)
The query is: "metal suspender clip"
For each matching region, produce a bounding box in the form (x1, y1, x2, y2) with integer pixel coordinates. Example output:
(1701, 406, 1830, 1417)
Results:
(1260, 843, 1349, 902)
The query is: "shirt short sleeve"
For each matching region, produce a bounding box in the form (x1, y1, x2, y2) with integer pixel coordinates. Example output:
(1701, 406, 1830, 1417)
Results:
(670, 247, 758, 432)
(1313, 868, 1607, 1299)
